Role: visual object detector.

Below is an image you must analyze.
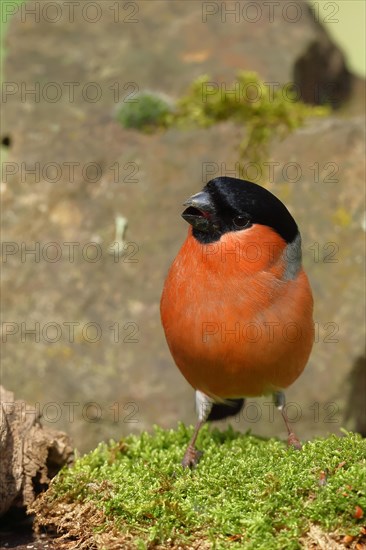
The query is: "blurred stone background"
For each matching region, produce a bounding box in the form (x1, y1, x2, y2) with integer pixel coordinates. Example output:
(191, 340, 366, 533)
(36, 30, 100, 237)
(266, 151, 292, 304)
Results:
(1, 0, 365, 453)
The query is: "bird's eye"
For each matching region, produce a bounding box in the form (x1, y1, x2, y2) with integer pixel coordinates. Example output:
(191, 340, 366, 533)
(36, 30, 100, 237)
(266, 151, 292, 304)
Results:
(233, 215, 251, 229)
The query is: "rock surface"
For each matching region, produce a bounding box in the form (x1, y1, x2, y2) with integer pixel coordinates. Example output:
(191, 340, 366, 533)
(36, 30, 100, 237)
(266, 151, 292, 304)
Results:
(1, 0, 365, 452)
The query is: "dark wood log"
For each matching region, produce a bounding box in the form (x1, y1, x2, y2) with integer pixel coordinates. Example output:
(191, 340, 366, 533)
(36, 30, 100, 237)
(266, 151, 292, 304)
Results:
(0, 386, 73, 516)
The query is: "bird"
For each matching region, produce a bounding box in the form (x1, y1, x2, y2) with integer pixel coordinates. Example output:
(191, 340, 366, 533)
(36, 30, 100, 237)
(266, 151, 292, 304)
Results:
(160, 176, 314, 468)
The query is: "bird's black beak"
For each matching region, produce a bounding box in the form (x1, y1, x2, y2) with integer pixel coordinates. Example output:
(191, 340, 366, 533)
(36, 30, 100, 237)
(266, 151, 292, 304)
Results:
(181, 191, 215, 232)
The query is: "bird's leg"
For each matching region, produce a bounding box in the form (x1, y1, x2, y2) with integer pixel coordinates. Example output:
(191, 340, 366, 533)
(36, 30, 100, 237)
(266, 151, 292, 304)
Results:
(273, 391, 302, 450)
(181, 391, 213, 468)
(181, 419, 205, 468)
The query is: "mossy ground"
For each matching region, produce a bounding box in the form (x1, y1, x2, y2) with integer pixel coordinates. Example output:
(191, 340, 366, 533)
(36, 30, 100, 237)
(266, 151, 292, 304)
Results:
(33, 425, 365, 549)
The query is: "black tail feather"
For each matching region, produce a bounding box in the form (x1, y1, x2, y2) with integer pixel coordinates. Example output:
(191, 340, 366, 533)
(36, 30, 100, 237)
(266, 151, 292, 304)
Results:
(207, 398, 245, 421)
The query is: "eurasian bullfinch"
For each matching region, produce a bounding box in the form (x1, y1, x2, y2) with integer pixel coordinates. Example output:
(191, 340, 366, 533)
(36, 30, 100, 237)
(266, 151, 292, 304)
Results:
(160, 177, 314, 467)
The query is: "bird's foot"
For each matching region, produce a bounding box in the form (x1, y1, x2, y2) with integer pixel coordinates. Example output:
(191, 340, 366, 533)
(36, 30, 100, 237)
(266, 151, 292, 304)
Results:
(181, 445, 203, 468)
(287, 432, 302, 450)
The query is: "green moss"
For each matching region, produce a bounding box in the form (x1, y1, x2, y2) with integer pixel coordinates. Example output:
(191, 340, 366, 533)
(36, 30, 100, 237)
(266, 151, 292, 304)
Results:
(116, 92, 172, 131)
(169, 72, 327, 163)
(34, 426, 365, 549)
(117, 73, 328, 164)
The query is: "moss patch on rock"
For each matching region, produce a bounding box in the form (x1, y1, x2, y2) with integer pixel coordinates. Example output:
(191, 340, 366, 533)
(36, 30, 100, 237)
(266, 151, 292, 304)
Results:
(117, 72, 328, 163)
(32, 425, 365, 549)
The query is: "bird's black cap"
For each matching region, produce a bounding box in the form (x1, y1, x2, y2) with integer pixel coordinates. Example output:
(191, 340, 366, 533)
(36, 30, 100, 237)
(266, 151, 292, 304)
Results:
(182, 177, 299, 244)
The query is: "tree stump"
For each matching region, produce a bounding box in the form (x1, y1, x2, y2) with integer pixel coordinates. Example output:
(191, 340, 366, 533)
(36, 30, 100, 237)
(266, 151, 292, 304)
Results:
(0, 386, 73, 516)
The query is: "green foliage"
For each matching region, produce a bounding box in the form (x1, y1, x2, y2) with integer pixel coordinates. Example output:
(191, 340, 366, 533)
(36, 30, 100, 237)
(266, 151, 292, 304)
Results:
(36, 426, 366, 549)
(116, 92, 172, 131)
(117, 73, 328, 164)
(167, 72, 327, 163)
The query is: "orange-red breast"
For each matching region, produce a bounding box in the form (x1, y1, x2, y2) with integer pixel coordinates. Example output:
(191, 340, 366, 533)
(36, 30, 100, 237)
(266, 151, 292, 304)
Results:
(160, 177, 314, 467)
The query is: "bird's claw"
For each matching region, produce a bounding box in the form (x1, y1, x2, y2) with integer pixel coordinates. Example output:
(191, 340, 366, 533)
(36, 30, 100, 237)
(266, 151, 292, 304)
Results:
(287, 432, 302, 450)
(181, 446, 203, 468)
